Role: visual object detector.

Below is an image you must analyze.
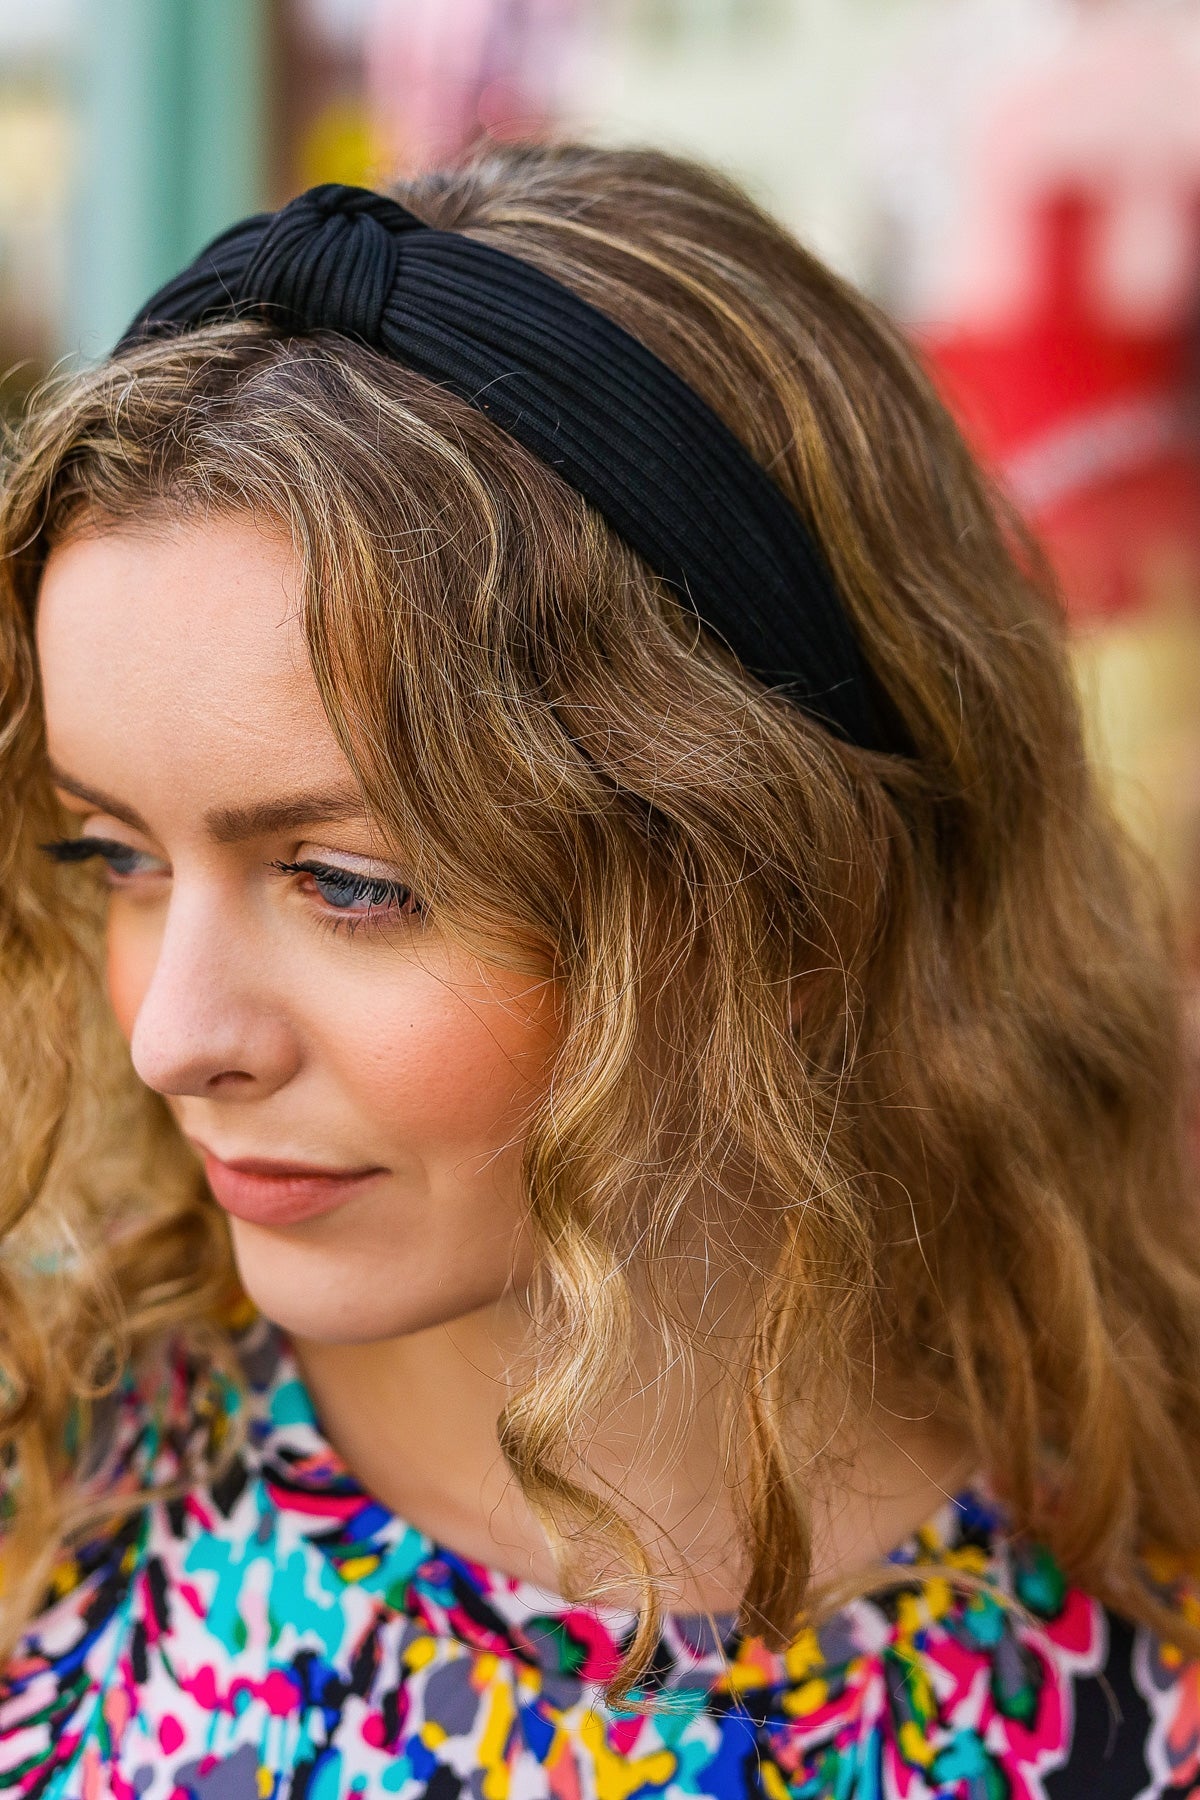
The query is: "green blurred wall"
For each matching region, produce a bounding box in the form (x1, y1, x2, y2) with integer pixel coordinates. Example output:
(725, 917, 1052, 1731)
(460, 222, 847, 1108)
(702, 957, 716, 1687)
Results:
(68, 0, 268, 361)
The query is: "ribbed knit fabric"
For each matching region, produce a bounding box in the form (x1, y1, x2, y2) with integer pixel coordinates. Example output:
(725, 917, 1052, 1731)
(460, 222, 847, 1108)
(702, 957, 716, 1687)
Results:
(119, 183, 894, 753)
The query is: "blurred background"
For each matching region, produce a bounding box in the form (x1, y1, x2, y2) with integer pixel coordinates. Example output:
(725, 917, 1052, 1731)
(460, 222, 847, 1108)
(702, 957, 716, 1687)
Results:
(3, 0, 1200, 968)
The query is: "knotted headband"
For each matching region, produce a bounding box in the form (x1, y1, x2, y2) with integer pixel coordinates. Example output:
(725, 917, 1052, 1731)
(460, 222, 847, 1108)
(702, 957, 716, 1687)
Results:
(119, 182, 895, 752)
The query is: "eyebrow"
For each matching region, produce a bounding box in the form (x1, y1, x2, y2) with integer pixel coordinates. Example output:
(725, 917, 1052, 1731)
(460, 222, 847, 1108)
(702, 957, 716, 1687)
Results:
(46, 762, 370, 845)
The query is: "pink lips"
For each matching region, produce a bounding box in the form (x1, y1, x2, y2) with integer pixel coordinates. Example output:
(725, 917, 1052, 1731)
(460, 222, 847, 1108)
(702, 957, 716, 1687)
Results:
(199, 1149, 386, 1227)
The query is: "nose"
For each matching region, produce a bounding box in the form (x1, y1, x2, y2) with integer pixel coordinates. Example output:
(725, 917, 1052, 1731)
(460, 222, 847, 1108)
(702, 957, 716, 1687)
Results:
(124, 876, 302, 1101)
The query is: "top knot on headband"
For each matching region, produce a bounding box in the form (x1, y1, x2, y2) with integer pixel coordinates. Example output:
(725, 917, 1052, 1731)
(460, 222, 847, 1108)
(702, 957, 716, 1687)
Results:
(119, 181, 899, 755)
(238, 187, 421, 345)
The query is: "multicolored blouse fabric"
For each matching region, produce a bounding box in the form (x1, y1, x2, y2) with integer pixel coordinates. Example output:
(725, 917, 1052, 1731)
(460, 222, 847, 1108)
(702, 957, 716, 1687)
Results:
(2, 1303, 1199, 1800)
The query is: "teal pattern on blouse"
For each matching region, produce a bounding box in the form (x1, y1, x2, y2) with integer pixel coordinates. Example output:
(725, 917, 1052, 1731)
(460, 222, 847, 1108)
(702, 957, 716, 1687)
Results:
(1, 1300, 1198, 1799)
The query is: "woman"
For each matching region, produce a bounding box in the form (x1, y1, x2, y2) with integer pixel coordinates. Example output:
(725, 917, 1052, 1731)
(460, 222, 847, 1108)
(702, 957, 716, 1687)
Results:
(0, 142, 1198, 1798)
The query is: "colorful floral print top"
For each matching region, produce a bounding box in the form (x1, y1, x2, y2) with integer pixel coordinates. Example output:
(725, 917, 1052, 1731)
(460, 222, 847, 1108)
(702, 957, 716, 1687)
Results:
(2, 1303, 1199, 1800)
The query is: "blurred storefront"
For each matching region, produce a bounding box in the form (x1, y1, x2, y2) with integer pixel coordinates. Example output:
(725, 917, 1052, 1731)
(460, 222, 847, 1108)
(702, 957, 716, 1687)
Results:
(3, 0, 1200, 963)
(0, 0, 945, 372)
(869, 0, 1200, 963)
(0, 5, 74, 405)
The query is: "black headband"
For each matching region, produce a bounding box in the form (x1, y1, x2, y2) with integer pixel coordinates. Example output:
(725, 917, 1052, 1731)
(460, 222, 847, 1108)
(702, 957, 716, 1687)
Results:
(118, 182, 894, 753)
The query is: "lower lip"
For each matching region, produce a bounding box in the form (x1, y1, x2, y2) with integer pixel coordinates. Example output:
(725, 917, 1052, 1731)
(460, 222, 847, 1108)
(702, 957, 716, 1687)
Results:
(202, 1153, 386, 1226)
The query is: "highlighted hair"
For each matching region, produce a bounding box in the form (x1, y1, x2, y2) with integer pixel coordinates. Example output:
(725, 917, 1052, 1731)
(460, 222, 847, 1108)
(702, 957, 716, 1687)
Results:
(2, 143, 1199, 1708)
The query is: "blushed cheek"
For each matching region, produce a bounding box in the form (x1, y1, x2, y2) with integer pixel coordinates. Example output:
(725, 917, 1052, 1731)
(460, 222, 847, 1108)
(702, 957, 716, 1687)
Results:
(105, 923, 154, 1045)
(339, 977, 561, 1158)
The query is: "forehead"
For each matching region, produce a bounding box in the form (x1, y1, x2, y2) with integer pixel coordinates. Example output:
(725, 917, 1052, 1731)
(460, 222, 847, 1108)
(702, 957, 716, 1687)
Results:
(34, 512, 348, 809)
(37, 511, 302, 687)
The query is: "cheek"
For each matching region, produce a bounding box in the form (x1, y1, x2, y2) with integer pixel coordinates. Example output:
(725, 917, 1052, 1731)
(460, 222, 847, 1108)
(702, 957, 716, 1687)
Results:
(323, 959, 560, 1161)
(104, 910, 157, 1043)
(241, 958, 563, 1338)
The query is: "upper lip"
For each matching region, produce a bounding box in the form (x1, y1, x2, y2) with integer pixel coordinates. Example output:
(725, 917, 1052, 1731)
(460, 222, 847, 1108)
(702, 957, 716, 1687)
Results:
(191, 1140, 384, 1180)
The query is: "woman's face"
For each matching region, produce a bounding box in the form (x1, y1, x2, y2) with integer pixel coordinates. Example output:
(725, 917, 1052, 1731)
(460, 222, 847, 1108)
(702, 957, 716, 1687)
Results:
(35, 512, 561, 1346)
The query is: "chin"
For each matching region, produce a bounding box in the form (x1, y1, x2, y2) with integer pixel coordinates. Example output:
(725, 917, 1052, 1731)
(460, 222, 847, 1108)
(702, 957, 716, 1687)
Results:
(224, 1215, 515, 1346)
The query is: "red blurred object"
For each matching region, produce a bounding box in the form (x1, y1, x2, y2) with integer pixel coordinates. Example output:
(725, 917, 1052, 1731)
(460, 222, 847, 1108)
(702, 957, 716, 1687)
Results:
(873, 1, 1200, 626)
(926, 187, 1200, 623)
(870, 2, 1200, 1027)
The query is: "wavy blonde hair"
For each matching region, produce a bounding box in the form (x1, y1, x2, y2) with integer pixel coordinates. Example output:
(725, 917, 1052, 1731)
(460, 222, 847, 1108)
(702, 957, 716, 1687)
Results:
(2, 142, 1199, 1710)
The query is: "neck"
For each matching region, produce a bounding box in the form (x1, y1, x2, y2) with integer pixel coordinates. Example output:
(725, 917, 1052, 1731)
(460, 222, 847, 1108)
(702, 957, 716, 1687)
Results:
(287, 1288, 975, 1617)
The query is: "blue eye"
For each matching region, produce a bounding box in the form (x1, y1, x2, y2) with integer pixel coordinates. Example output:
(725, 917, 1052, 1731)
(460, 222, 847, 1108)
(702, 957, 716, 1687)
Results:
(269, 859, 423, 926)
(38, 836, 156, 880)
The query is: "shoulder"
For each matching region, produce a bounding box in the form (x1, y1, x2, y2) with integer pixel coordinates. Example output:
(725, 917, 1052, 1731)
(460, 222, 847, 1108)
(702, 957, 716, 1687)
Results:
(0, 1320, 251, 1784)
(1124, 1546, 1200, 1799)
(735, 1490, 1200, 1800)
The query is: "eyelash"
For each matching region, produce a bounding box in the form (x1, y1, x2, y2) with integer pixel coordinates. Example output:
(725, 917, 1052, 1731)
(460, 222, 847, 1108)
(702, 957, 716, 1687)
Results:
(37, 838, 424, 937)
(268, 859, 424, 934)
(40, 835, 147, 878)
